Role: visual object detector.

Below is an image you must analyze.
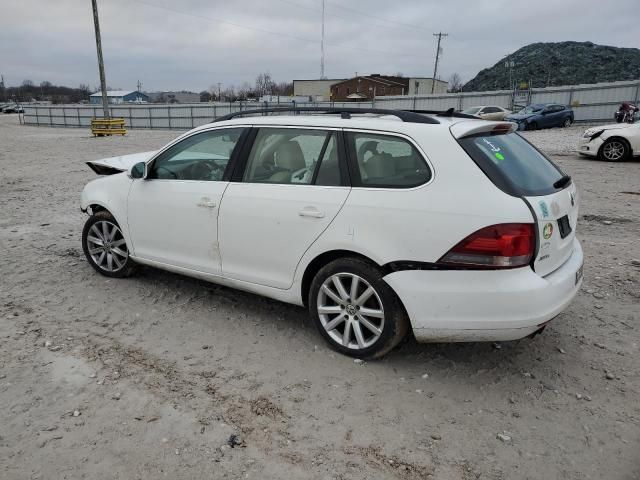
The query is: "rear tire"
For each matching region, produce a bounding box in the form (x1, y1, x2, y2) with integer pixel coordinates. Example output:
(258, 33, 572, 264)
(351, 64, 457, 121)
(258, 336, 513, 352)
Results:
(308, 257, 409, 359)
(82, 211, 137, 278)
(563, 117, 572, 128)
(598, 138, 629, 162)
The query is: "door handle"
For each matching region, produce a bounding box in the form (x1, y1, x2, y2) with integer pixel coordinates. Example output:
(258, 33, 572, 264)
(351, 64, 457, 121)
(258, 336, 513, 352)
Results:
(197, 198, 217, 209)
(298, 207, 325, 218)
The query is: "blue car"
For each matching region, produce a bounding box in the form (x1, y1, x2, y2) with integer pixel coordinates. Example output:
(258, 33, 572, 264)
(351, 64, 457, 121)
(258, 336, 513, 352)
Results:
(505, 103, 574, 130)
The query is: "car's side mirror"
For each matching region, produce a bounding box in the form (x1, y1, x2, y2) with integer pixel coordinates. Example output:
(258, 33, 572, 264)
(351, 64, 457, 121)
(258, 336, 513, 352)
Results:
(129, 161, 147, 179)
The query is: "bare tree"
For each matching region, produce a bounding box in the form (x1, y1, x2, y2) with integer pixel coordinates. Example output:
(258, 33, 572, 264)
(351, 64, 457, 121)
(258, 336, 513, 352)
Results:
(272, 81, 293, 96)
(221, 85, 236, 102)
(22, 79, 34, 87)
(447, 73, 463, 93)
(255, 72, 274, 97)
(236, 81, 253, 100)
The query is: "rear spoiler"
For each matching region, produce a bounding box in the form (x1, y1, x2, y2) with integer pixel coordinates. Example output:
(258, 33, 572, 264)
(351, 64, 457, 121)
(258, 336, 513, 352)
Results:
(450, 121, 518, 139)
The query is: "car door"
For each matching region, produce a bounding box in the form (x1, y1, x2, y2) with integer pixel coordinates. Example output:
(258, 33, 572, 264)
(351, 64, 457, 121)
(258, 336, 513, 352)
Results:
(218, 127, 351, 289)
(538, 106, 551, 127)
(549, 105, 565, 127)
(480, 106, 501, 120)
(127, 127, 247, 275)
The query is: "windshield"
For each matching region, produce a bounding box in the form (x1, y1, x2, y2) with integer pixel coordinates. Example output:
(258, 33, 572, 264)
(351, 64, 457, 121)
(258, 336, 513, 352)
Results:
(458, 132, 565, 196)
(462, 107, 481, 115)
(519, 105, 543, 114)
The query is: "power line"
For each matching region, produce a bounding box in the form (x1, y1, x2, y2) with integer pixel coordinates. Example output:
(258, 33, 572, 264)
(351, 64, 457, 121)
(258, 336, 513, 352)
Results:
(325, 0, 424, 31)
(126, 0, 427, 60)
(276, 0, 424, 34)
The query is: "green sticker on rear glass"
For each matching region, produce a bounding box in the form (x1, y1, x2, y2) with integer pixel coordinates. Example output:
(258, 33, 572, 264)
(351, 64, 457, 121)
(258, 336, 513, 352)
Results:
(494, 152, 505, 161)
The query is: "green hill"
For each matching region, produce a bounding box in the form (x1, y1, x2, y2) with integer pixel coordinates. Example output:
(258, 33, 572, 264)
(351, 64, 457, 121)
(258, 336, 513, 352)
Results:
(463, 41, 640, 91)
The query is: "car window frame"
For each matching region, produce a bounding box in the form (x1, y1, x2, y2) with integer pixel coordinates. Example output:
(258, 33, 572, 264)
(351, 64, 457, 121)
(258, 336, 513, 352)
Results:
(143, 125, 251, 182)
(230, 125, 351, 187)
(343, 128, 434, 190)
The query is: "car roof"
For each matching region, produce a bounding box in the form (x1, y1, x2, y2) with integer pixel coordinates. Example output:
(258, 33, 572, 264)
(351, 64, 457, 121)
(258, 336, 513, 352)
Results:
(192, 114, 463, 134)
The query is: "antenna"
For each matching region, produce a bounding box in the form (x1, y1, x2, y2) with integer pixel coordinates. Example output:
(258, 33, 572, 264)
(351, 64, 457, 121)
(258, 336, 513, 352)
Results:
(320, 0, 326, 79)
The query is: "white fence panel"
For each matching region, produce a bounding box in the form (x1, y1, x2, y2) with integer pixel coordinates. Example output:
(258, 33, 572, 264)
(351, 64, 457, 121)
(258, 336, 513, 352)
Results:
(20, 79, 640, 129)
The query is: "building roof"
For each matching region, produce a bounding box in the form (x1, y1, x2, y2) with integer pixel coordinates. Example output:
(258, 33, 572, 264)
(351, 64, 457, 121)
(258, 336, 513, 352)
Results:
(90, 90, 138, 97)
(331, 76, 407, 88)
(293, 79, 346, 82)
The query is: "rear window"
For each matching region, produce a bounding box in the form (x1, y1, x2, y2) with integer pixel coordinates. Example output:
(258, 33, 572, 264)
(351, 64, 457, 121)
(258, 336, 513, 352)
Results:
(458, 133, 565, 196)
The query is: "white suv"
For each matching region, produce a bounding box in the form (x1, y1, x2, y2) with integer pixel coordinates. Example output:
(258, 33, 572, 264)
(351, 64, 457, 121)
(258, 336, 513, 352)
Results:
(81, 108, 583, 358)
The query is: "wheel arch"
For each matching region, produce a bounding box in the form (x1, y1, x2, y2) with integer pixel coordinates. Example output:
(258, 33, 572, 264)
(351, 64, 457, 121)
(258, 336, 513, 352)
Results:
(300, 249, 381, 307)
(86, 203, 109, 215)
(599, 135, 633, 159)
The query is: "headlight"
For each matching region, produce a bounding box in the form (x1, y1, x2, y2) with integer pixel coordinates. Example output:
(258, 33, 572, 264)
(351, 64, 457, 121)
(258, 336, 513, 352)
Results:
(584, 129, 604, 140)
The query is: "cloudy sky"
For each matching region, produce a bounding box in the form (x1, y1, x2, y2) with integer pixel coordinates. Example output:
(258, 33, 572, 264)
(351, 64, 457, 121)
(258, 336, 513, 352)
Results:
(1, 0, 638, 92)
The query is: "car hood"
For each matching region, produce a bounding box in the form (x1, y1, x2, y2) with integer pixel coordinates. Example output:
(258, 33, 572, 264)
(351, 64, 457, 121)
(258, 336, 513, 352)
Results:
(588, 123, 635, 133)
(505, 113, 537, 121)
(86, 150, 157, 175)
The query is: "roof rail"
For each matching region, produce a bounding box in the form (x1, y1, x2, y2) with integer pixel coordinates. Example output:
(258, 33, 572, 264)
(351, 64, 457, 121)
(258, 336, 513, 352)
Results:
(407, 108, 480, 120)
(212, 106, 440, 124)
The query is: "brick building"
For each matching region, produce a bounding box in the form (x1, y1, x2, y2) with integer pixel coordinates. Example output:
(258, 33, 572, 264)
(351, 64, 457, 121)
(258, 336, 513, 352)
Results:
(330, 74, 448, 101)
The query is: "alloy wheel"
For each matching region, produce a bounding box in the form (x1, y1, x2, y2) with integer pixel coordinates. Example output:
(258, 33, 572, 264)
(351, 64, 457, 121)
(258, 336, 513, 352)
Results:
(86, 220, 129, 272)
(602, 141, 625, 161)
(317, 273, 385, 350)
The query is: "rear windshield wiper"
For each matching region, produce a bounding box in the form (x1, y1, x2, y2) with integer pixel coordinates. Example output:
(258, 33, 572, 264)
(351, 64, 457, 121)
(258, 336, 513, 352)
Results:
(553, 175, 572, 189)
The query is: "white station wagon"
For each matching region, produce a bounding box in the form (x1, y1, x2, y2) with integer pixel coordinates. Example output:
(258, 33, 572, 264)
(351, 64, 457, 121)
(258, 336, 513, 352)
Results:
(81, 107, 583, 358)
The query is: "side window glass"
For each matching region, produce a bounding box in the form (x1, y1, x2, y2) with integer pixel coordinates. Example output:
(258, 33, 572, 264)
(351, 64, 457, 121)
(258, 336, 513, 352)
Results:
(351, 133, 431, 188)
(149, 128, 243, 181)
(314, 133, 342, 186)
(243, 128, 337, 185)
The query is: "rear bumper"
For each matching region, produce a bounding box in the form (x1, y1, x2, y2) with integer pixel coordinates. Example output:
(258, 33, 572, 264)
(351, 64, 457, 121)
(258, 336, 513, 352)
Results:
(383, 238, 583, 342)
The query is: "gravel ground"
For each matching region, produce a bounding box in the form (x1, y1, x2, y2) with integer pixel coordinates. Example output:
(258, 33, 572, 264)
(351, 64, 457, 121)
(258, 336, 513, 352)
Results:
(1, 115, 639, 480)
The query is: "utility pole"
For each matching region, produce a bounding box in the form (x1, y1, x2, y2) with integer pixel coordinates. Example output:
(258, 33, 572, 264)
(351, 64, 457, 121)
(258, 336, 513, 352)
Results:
(431, 32, 448, 94)
(320, 0, 325, 79)
(136, 80, 142, 102)
(91, 0, 109, 119)
(217, 82, 222, 101)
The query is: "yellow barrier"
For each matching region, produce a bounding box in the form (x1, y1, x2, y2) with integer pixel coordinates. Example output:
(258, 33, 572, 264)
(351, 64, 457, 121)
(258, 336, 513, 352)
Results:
(91, 118, 126, 136)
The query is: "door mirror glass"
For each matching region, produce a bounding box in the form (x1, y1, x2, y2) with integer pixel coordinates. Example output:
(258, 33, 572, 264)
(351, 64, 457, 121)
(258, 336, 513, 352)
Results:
(130, 161, 146, 179)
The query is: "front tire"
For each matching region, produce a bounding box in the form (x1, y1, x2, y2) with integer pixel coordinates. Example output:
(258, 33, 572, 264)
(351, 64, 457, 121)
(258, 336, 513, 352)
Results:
(563, 117, 572, 127)
(527, 122, 538, 131)
(598, 139, 629, 162)
(82, 211, 137, 278)
(308, 258, 409, 359)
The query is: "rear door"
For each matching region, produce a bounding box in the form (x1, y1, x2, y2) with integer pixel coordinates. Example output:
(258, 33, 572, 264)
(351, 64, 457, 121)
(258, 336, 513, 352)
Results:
(549, 105, 565, 127)
(218, 127, 350, 289)
(455, 127, 579, 277)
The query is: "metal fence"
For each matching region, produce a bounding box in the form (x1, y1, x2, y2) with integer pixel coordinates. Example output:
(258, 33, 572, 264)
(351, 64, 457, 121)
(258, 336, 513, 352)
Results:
(21, 79, 640, 130)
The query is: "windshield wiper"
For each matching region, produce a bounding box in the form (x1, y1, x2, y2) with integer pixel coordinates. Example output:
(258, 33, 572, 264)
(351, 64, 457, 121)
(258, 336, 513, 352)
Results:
(553, 175, 572, 189)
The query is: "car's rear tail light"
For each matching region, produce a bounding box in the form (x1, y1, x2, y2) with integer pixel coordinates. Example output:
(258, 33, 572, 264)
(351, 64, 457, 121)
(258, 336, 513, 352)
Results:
(491, 123, 513, 135)
(438, 223, 535, 269)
